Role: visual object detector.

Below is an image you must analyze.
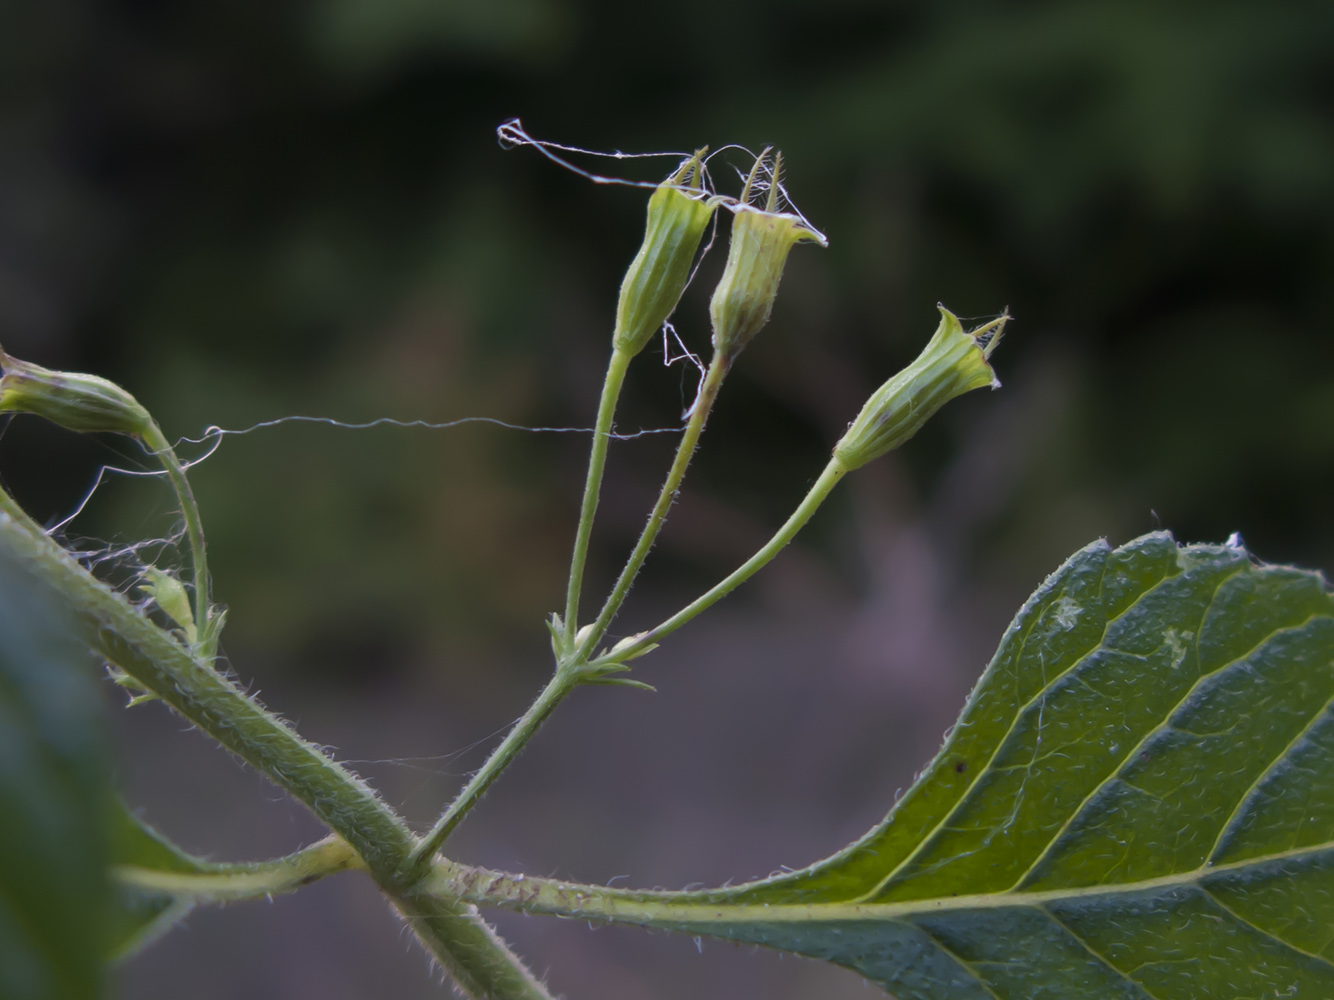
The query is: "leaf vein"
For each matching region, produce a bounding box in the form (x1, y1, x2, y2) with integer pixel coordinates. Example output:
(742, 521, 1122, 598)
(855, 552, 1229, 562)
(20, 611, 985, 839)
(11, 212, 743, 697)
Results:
(1197, 883, 1334, 973)
(913, 923, 1004, 1000)
(859, 552, 1183, 900)
(1208, 674, 1334, 863)
(1037, 903, 1161, 1000)
(1012, 607, 1319, 890)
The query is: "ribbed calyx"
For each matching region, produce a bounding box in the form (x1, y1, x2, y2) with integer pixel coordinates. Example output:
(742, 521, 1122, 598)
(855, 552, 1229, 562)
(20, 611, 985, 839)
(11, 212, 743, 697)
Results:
(613, 149, 717, 356)
(709, 149, 825, 362)
(833, 307, 1006, 471)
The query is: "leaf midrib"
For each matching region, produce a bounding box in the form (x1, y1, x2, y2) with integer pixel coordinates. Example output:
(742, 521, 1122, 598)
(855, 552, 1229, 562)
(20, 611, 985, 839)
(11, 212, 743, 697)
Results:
(438, 837, 1334, 927)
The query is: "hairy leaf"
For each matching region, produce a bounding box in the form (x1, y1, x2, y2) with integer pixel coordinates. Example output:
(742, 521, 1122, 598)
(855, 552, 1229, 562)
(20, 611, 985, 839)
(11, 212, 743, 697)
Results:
(440, 532, 1334, 998)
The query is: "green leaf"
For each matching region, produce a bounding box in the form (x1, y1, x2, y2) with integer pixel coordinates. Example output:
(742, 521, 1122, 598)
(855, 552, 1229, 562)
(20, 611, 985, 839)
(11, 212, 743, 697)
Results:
(0, 550, 111, 1000)
(441, 532, 1334, 998)
(108, 805, 363, 959)
(107, 802, 208, 959)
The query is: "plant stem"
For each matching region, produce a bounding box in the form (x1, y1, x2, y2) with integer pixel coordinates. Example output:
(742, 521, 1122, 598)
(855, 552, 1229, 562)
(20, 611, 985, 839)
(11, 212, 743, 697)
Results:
(411, 667, 577, 872)
(578, 351, 730, 658)
(0, 487, 416, 877)
(139, 420, 211, 645)
(0, 489, 554, 999)
(563, 347, 633, 642)
(393, 888, 556, 1000)
(606, 457, 848, 662)
(114, 835, 363, 901)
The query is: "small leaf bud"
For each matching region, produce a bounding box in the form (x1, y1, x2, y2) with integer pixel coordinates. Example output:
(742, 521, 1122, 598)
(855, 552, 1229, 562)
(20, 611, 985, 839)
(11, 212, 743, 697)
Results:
(709, 150, 826, 362)
(0, 349, 152, 439)
(833, 307, 1007, 471)
(613, 149, 718, 356)
(139, 567, 198, 644)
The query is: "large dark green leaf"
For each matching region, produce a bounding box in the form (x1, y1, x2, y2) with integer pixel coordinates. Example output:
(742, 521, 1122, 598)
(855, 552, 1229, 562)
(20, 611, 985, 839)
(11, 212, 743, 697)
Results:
(444, 532, 1334, 998)
(0, 551, 110, 1000)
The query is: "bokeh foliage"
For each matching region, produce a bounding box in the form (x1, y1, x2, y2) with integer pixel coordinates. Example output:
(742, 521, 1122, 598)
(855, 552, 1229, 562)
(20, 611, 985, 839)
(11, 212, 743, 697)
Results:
(2, 0, 1331, 683)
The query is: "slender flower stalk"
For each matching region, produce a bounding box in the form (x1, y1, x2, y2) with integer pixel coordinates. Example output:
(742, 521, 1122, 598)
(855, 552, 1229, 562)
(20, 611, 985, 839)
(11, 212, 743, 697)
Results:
(409, 667, 577, 873)
(562, 347, 633, 646)
(576, 351, 730, 659)
(140, 419, 215, 652)
(598, 458, 847, 664)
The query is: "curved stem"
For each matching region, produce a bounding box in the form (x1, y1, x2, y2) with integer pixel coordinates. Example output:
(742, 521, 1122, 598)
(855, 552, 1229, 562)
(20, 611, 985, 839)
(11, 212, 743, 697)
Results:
(139, 421, 211, 647)
(606, 457, 848, 662)
(578, 351, 730, 658)
(564, 347, 633, 642)
(411, 668, 578, 873)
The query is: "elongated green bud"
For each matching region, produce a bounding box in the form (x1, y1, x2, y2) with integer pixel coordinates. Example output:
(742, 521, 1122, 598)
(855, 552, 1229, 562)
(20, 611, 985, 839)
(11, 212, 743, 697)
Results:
(613, 149, 717, 356)
(0, 349, 152, 438)
(833, 307, 1007, 471)
(709, 150, 825, 362)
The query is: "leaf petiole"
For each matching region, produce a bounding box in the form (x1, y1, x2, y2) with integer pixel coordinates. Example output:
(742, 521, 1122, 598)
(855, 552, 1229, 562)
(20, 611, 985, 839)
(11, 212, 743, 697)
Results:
(114, 834, 363, 902)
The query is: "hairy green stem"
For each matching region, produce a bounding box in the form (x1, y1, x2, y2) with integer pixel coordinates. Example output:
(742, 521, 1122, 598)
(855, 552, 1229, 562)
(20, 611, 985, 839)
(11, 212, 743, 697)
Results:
(563, 347, 633, 642)
(0, 491, 552, 999)
(139, 421, 211, 645)
(0, 488, 414, 876)
(114, 835, 362, 901)
(394, 889, 556, 1000)
(578, 351, 731, 658)
(604, 457, 848, 663)
(411, 668, 577, 872)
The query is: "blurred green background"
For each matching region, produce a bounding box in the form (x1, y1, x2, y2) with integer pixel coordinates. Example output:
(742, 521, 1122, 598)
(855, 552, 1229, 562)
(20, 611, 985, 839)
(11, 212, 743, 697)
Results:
(3, 1, 1332, 997)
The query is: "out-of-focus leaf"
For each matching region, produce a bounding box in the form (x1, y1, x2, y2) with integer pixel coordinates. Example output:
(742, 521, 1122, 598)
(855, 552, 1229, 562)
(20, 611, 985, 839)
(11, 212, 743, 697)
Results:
(0, 550, 110, 1000)
(109, 805, 363, 960)
(307, 0, 573, 76)
(106, 802, 207, 960)
(448, 532, 1334, 998)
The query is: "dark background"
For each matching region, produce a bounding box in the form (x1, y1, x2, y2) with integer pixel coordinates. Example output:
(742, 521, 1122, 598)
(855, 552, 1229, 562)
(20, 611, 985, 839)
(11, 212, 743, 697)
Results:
(3, 1, 1332, 997)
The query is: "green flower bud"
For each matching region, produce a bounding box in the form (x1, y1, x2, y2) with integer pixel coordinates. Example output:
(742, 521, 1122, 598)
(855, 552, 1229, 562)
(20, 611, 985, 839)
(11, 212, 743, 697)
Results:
(709, 150, 825, 362)
(833, 307, 1007, 471)
(0, 349, 152, 439)
(613, 149, 718, 356)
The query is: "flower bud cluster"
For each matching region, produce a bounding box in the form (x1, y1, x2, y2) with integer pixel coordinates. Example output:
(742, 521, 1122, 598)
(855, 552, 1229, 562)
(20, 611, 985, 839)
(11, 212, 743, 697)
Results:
(608, 147, 1005, 475)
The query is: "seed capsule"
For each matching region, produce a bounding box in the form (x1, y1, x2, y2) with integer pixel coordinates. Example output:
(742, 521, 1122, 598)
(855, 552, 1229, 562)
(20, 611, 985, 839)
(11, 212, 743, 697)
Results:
(833, 307, 1007, 471)
(613, 149, 718, 356)
(709, 150, 825, 362)
(0, 349, 152, 439)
